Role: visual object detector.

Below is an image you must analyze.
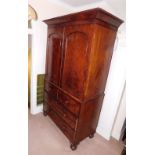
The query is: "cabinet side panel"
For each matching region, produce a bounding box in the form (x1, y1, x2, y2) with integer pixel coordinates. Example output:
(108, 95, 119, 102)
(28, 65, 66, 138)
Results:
(75, 95, 104, 143)
(85, 24, 117, 100)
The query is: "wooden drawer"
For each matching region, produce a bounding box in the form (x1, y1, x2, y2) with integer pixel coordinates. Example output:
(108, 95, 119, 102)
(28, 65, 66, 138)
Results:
(58, 92, 80, 116)
(49, 109, 75, 142)
(44, 92, 57, 106)
(44, 92, 49, 103)
(44, 82, 58, 101)
(48, 101, 77, 130)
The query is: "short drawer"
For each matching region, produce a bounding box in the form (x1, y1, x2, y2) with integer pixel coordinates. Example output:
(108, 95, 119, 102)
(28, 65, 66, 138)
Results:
(48, 101, 77, 130)
(58, 92, 80, 116)
(44, 82, 58, 101)
(44, 92, 58, 106)
(49, 109, 75, 142)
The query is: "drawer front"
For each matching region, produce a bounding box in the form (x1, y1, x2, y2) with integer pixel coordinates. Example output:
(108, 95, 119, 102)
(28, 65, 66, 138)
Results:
(58, 92, 80, 116)
(44, 82, 58, 102)
(48, 101, 77, 130)
(49, 109, 75, 142)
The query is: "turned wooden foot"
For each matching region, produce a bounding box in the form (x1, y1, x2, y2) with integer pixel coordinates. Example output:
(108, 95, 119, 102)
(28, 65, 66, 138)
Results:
(70, 144, 77, 151)
(43, 110, 48, 116)
(89, 133, 95, 138)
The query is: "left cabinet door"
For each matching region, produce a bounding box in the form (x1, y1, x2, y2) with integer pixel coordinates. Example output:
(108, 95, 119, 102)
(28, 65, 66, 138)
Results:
(45, 27, 63, 85)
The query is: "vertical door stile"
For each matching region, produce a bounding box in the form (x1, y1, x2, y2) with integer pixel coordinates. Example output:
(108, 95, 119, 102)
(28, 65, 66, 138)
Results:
(59, 27, 65, 88)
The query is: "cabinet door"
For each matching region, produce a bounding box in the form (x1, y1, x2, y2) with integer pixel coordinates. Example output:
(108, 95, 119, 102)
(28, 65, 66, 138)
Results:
(61, 25, 93, 99)
(45, 28, 63, 85)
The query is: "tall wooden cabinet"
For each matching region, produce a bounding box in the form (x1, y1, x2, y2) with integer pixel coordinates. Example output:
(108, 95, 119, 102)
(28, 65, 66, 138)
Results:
(43, 8, 123, 150)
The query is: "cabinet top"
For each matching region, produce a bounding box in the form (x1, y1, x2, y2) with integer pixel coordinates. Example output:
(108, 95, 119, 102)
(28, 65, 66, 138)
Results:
(44, 8, 123, 29)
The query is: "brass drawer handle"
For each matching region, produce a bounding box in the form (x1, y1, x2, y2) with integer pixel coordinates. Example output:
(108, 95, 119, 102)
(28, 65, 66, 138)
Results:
(65, 100, 69, 104)
(62, 126, 66, 131)
(63, 113, 67, 117)
(62, 109, 67, 117)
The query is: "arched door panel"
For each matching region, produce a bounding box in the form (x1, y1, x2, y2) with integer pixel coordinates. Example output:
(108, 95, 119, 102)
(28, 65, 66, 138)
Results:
(61, 26, 92, 99)
(46, 29, 63, 85)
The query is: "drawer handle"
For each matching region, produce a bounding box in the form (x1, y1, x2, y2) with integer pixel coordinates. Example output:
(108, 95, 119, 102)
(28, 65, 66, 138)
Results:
(52, 96, 57, 100)
(65, 100, 69, 104)
(63, 113, 66, 117)
(62, 126, 66, 131)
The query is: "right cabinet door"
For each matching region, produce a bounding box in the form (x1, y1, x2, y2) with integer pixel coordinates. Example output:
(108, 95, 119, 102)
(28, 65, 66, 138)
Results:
(61, 25, 93, 100)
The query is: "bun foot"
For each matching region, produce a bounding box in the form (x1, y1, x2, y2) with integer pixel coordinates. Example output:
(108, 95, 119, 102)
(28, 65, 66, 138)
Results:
(70, 144, 77, 151)
(43, 111, 48, 116)
(89, 133, 95, 138)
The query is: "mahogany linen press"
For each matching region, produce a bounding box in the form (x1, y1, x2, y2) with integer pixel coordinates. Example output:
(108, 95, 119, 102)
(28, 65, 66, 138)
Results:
(43, 8, 123, 150)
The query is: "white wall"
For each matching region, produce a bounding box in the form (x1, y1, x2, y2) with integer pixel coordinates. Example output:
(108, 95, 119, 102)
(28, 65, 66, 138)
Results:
(29, 0, 72, 114)
(112, 84, 126, 140)
(29, 0, 73, 20)
(97, 22, 126, 140)
(29, 0, 126, 141)
(68, 1, 117, 15)
(29, 21, 47, 114)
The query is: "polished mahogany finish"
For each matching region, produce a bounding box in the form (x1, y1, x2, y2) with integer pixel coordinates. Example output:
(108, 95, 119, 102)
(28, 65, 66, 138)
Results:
(43, 8, 123, 150)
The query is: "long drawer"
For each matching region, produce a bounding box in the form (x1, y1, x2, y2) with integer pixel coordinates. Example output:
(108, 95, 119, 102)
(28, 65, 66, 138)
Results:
(48, 101, 78, 131)
(48, 108, 75, 142)
(58, 91, 80, 116)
